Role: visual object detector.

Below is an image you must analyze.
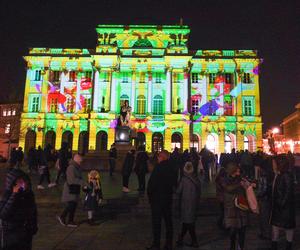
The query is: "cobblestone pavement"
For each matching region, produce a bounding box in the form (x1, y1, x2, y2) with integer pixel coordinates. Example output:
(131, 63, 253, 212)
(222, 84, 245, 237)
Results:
(0, 164, 299, 250)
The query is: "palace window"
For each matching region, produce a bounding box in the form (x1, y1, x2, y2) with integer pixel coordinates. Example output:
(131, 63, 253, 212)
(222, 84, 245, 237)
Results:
(5, 123, 10, 134)
(224, 73, 233, 84)
(122, 72, 129, 83)
(85, 71, 92, 80)
(49, 98, 58, 113)
(34, 70, 42, 81)
(191, 98, 200, 114)
(242, 73, 251, 83)
(69, 71, 76, 82)
(155, 73, 162, 83)
(136, 95, 146, 115)
(192, 73, 199, 83)
(153, 95, 163, 115)
(7, 110, 11, 116)
(209, 73, 217, 84)
(224, 95, 233, 116)
(173, 73, 179, 83)
(2, 110, 7, 116)
(30, 95, 40, 112)
(242, 96, 254, 116)
(139, 73, 146, 83)
(66, 96, 75, 113)
(82, 95, 91, 112)
(102, 72, 110, 82)
(53, 71, 60, 82)
(12, 109, 16, 116)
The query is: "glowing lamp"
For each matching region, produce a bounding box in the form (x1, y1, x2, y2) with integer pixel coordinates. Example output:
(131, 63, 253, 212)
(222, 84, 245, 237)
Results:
(272, 128, 279, 134)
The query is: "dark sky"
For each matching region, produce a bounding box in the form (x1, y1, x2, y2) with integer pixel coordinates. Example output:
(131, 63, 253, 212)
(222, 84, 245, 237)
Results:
(0, 0, 299, 131)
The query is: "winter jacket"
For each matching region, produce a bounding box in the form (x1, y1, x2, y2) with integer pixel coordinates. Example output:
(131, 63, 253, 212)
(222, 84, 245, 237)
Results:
(61, 160, 84, 203)
(0, 169, 37, 246)
(270, 172, 296, 229)
(83, 181, 103, 211)
(176, 173, 201, 223)
(147, 160, 176, 207)
(223, 175, 249, 229)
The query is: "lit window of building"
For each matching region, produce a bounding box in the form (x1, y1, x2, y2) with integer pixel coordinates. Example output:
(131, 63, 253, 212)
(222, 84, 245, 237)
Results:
(69, 71, 76, 82)
(192, 73, 199, 83)
(2, 110, 7, 116)
(30, 95, 40, 112)
(12, 109, 16, 116)
(5, 123, 10, 134)
(153, 95, 163, 115)
(136, 95, 146, 114)
(243, 96, 254, 116)
(242, 73, 251, 83)
(34, 70, 41, 81)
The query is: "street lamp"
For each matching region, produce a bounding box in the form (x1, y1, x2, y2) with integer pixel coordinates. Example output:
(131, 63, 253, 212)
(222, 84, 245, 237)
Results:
(272, 127, 280, 134)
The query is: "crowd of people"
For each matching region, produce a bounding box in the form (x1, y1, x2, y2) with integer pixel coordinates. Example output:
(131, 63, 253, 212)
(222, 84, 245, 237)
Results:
(0, 143, 299, 250)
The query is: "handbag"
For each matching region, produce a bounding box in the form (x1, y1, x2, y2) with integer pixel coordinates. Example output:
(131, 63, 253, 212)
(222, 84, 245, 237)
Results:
(68, 184, 81, 195)
(234, 194, 249, 211)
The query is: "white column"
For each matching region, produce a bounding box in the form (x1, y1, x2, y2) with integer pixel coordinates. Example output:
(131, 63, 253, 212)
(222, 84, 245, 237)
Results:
(75, 73, 81, 112)
(131, 72, 135, 112)
(59, 72, 67, 113)
(110, 72, 116, 112)
(148, 77, 152, 113)
(93, 71, 99, 111)
(183, 76, 188, 112)
(166, 70, 171, 113)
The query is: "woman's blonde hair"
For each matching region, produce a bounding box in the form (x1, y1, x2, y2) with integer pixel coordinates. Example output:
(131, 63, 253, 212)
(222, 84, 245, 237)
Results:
(184, 161, 194, 175)
(88, 170, 100, 187)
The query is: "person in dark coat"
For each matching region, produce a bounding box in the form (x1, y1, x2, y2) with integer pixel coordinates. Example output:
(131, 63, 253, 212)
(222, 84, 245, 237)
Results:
(36, 146, 56, 189)
(256, 159, 272, 240)
(176, 162, 201, 248)
(55, 142, 72, 184)
(147, 150, 176, 250)
(83, 170, 103, 225)
(57, 154, 84, 227)
(8, 147, 17, 168)
(134, 146, 149, 193)
(223, 163, 249, 250)
(15, 147, 24, 169)
(215, 165, 227, 230)
(26, 147, 37, 173)
(0, 168, 38, 250)
(122, 149, 135, 193)
(270, 155, 296, 250)
(109, 143, 117, 176)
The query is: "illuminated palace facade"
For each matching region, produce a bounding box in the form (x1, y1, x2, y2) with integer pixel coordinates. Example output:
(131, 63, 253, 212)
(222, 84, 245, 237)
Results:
(19, 24, 262, 154)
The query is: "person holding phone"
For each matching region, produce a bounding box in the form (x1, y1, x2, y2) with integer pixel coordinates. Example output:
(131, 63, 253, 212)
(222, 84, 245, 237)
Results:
(0, 168, 38, 250)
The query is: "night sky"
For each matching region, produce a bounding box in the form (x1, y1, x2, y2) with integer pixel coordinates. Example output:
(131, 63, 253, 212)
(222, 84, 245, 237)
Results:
(0, 0, 299, 131)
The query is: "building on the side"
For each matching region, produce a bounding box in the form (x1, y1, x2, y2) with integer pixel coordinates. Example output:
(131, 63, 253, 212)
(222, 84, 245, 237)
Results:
(281, 103, 300, 153)
(19, 24, 263, 155)
(0, 103, 22, 158)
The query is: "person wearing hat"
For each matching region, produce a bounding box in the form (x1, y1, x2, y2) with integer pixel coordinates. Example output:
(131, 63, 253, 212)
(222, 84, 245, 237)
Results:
(223, 162, 250, 250)
(176, 161, 201, 248)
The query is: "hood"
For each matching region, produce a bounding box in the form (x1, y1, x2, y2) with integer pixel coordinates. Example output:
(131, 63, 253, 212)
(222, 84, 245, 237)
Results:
(5, 168, 32, 191)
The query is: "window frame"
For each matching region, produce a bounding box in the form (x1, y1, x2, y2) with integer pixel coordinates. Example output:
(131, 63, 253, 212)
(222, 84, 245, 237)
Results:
(153, 95, 163, 115)
(136, 95, 146, 115)
(242, 96, 255, 116)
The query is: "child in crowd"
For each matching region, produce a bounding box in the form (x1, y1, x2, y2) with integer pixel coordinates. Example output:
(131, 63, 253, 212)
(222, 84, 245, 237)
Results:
(83, 170, 103, 225)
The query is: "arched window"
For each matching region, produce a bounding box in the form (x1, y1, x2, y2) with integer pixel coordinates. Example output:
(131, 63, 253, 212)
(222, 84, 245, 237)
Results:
(137, 95, 146, 115)
(152, 132, 163, 153)
(225, 135, 232, 153)
(190, 134, 200, 152)
(171, 132, 183, 152)
(62, 131, 73, 150)
(206, 134, 217, 153)
(244, 136, 249, 151)
(153, 95, 163, 115)
(96, 131, 108, 151)
(78, 131, 89, 155)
